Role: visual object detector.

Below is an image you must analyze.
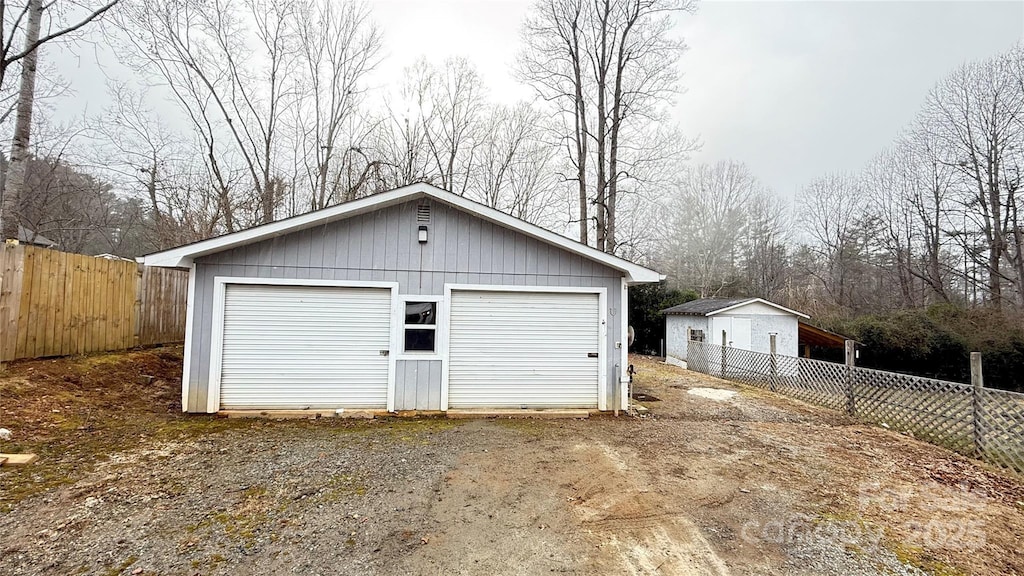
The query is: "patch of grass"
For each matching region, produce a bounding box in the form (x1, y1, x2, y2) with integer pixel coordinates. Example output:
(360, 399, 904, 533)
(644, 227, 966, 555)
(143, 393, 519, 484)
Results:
(375, 416, 462, 443)
(888, 541, 966, 576)
(187, 485, 274, 550)
(151, 415, 256, 440)
(191, 554, 226, 571)
(492, 418, 550, 437)
(100, 555, 137, 576)
(0, 346, 275, 511)
(321, 472, 369, 501)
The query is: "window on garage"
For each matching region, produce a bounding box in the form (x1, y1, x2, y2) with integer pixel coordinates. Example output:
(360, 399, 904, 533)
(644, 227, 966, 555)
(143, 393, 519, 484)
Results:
(404, 301, 437, 352)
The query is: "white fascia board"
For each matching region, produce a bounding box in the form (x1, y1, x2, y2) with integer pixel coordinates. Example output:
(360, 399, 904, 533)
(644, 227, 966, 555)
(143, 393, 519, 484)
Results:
(142, 183, 428, 268)
(706, 298, 810, 319)
(141, 182, 663, 283)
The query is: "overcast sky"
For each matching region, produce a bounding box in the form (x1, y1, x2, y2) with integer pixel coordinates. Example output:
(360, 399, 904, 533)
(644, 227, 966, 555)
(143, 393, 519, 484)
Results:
(49, 0, 1024, 199)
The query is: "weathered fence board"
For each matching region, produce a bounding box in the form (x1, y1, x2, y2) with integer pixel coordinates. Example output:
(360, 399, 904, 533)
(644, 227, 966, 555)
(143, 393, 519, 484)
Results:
(0, 244, 189, 362)
(687, 339, 1024, 476)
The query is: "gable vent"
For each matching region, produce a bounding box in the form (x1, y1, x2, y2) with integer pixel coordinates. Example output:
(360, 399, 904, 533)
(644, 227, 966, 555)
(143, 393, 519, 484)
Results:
(417, 203, 431, 223)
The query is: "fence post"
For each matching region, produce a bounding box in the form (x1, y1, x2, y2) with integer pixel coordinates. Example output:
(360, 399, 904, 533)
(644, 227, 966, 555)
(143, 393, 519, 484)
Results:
(844, 340, 856, 416)
(720, 330, 727, 378)
(971, 352, 983, 457)
(769, 333, 778, 392)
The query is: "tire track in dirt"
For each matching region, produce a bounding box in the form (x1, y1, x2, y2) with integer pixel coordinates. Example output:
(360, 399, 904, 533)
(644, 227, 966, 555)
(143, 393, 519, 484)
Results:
(568, 441, 733, 576)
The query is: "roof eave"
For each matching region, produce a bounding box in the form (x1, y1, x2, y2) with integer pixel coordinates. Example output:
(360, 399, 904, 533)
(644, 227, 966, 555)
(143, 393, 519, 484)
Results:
(141, 182, 663, 282)
(705, 298, 810, 319)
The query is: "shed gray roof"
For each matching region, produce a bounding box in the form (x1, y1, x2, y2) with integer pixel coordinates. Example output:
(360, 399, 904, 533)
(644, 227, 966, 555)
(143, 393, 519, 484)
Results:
(661, 298, 752, 316)
(662, 297, 810, 318)
(17, 225, 56, 248)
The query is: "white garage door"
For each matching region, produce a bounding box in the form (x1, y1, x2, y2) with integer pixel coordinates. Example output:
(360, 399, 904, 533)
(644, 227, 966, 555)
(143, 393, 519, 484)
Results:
(218, 284, 392, 410)
(448, 290, 601, 409)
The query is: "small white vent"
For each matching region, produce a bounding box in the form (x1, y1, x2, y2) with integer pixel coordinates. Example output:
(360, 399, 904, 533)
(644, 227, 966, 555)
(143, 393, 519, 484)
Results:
(417, 203, 431, 223)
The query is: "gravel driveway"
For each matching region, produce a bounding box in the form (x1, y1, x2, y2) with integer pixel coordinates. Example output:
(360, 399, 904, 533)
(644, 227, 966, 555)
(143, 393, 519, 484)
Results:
(1, 351, 1022, 575)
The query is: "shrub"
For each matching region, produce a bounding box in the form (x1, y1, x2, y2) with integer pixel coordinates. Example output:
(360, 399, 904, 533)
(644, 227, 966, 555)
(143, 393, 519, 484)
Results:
(822, 306, 1024, 392)
(628, 283, 699, 356)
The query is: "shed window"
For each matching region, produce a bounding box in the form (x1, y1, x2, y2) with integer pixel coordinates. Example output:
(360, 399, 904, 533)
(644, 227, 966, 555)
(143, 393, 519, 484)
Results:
(691, 329, 705, 342)
(403, 302, 437, 352)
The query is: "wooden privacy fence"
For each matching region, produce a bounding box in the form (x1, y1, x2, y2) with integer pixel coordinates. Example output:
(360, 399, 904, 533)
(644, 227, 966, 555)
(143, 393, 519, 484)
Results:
(687, 339, 1024, 476)
(0, 244, 189, 362)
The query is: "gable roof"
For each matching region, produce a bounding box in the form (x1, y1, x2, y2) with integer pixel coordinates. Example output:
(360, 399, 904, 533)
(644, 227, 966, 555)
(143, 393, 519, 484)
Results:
(662, 298, 749, 316)
(662, 297, 809, 318)
(17, 225, 57, 248)
(141, 182, 664, 283)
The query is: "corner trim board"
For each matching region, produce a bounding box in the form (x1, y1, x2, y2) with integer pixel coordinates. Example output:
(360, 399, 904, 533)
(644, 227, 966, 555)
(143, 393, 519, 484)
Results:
(181, 262, 197, 412)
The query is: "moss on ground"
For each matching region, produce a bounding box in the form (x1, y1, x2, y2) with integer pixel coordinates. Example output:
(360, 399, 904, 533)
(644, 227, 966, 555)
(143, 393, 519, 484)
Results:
(322, 472, 369, 500)
(888, 541, 966, 576)
(0, 347, 261, 510)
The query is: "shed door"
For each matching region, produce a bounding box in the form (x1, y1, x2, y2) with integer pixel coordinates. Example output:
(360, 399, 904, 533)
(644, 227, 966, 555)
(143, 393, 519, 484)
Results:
(731, 318, 751, 350)
(218, 284, 392, 410)
(712, 317, 752, 351)
(447, 290, 601, 409)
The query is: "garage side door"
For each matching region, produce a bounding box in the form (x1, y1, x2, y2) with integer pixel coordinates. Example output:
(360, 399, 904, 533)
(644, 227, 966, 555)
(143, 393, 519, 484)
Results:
(448, 290, 600, 409)
(218, 284, 392, 410)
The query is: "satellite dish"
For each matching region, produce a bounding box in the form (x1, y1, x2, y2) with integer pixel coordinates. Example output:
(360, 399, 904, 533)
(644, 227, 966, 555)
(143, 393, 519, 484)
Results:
(627, 325, 635, 347)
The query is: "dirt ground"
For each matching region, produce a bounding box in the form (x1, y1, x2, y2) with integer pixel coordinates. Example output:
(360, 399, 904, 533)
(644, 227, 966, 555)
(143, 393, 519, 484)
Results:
(1, 350, 1022, 575)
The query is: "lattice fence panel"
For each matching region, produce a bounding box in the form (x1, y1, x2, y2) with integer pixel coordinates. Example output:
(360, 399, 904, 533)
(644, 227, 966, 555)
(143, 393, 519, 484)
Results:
(687, 341, 721, 377)
(781, 356, 848, 412)
(850, 366, 975, 454)
(976, 388, 1024, 474)
(683, 339, 1024, 475)
(723, 346, 773, 387)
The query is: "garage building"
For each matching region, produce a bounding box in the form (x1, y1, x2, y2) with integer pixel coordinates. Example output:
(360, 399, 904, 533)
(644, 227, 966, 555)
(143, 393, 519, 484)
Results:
(143, 183, 662, 414)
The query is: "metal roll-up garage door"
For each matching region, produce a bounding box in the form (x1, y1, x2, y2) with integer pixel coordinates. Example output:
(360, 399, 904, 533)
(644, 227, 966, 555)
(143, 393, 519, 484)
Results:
(447, 290, 601, 409)
(218, 284, 392, 410)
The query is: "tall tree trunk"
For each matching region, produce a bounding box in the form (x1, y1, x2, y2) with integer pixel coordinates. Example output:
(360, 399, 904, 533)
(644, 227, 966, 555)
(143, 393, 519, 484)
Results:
(145, 159, 167, 248)
(607, 3, 641, 256)
(573, 61, 588, 246)
(570, 10, 588, 246)
(987, 152, 1003, 309)
(0, 0, 43, 241)
(593, 1, 610, 253)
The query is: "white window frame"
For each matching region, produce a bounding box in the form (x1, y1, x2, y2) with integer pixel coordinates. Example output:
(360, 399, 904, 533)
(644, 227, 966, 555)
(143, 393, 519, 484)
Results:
(441, 284, 608, 412)
(206, 277, 400, 414)
(395, 294, 445, 361)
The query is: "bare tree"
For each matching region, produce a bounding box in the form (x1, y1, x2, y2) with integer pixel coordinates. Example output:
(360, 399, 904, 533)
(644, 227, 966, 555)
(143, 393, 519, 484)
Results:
(924, 49, 1024, 308)
(421, 57, 488, 194)
(0, 0, 119, 240)
(743, 193, 791, 300)
(86, 82, 194, 248)
(115, 0, 302, 229)
(293, 0, 381, 210)
(519, 0, 695, 253)
(799, 173, 865, 310)
(470, 102, 560, 224)
(660, 161, 764, 297)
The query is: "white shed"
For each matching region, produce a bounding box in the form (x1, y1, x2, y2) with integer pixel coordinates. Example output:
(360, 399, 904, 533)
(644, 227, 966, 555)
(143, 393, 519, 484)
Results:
(662, 298, 808, 367)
